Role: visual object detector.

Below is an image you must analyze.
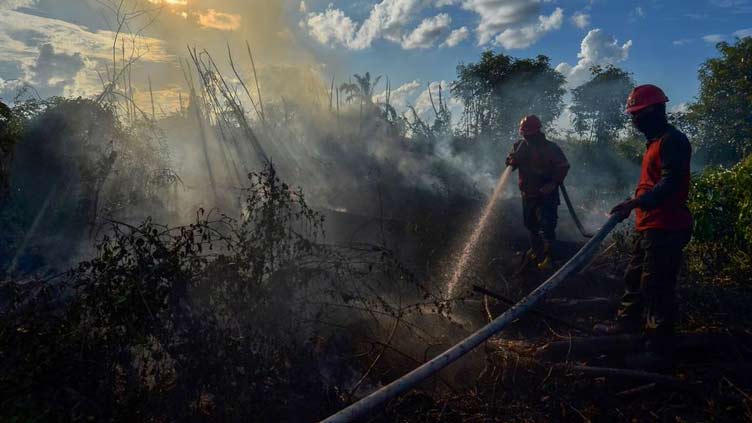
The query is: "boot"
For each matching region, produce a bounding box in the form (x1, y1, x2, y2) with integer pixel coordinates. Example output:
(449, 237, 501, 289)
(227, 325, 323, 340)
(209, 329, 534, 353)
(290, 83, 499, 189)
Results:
(528, 231, 543, 255)
(524, 248, 538, 262)
(536, 240, 553, 270)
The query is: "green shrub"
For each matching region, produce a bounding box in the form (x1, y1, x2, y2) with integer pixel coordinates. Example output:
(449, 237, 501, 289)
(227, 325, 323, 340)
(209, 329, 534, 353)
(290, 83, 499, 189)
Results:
(0, 165, 335, 421)
(0, 100, 21, 196)
(687, 155, 752, 284)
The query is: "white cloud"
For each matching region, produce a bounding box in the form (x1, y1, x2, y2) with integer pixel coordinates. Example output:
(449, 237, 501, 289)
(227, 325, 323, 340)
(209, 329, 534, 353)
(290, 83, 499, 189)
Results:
(702, 33, 725, 43)
(460, 0, 541, 45)
(494, 7, 563, 49)
(373, 79, 421, 109)
(733, 28, 752, 38)
(304, 0, 426, 50)
(0, 0, 37, 9)
(0, 9, 172, 101)
(32, 43, 84, 90)
(413, 80, 462, 120)
(0, 42, 84, 100)
(673, 38, 692, 46)
(709, 0, 752, 13)
(304, 6, 358, 47)
(441, 26, 469, 47)
(197, 9, 242, 31)
(670, 102, 688, 114)
(305, 0, 558, 50)
(571, 11, 590, 29)
(634, 6, 645, 17)
(555, 28, 632, 87)
(401, 13, 452, 49)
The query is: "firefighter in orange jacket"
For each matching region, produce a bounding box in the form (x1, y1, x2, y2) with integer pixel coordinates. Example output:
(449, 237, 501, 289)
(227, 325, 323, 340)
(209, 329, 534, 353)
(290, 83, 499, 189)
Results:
(598, 85, 693, 362)
(506, 115, 570, 270)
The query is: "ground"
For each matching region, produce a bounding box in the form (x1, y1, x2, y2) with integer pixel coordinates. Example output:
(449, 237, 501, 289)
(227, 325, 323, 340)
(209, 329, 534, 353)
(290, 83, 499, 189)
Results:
(329, 205, 752, 422)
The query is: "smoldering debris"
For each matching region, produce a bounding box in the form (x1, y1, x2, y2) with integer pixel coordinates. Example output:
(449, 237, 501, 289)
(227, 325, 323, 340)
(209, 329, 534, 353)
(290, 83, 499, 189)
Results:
(0, 39, 657, 423)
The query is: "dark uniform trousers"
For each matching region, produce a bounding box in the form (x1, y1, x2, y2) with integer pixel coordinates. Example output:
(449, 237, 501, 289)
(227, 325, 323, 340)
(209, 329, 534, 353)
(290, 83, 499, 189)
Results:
(522, 191, 559, 248)
(617, 228, 692, 351)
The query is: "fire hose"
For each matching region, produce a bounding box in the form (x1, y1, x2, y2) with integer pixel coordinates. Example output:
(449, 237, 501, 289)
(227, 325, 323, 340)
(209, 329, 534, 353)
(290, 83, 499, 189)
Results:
(561, 184, 594, 238)
(321, 213, 622, 423)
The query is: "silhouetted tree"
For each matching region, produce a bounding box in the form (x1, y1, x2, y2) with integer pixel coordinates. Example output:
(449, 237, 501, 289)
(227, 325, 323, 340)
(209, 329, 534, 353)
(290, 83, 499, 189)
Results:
(686, 36, 752, 165)
(451, 52, 566, 141)
(570, 65, 635, 145)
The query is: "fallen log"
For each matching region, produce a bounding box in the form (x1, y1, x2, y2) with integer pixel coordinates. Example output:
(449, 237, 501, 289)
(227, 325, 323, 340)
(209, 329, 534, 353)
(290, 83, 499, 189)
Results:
(616, 382, 656, 397)
(541, 297, 617, 315)
(537, 334, 642, 360)
(562, 365, 696, 391)
(537, 332, 739, 361)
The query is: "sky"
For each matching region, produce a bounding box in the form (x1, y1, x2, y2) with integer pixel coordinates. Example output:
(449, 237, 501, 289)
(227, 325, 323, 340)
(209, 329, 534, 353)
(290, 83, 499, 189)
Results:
(0, 0, 750, 126)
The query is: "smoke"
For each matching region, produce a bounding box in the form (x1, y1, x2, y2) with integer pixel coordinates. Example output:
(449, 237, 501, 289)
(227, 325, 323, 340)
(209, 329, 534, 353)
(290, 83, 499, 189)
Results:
(1, 0, 645, 312)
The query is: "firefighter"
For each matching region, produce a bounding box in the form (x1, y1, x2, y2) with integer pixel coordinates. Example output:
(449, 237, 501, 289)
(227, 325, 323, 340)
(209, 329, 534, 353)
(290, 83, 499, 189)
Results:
(596, 85, 693, 365)
(506, 115, 570, 270)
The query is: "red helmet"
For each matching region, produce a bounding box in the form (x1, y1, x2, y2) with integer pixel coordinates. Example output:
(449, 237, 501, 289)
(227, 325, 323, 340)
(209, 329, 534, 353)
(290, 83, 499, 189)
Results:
(519, 114, 542, 136)
(626, 84, 668, 114)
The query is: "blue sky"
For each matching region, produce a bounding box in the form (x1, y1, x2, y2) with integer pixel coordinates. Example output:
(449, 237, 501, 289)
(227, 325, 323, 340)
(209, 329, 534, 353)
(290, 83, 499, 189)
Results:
(297, 0, 752, 112)
(0, 0, 750, 124)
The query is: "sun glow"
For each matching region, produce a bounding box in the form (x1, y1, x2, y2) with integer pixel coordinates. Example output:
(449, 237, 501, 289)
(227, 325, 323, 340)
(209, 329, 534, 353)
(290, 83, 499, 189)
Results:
(148, 0, 188, 5)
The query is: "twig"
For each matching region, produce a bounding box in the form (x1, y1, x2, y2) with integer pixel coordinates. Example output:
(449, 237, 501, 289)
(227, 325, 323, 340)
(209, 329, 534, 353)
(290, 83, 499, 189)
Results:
(616, 382, 656, 397)
(348, 316, 400, 400)
(563, 365, 696, 391)
(472, 285, 594, 334)
(245, 40, 265, 122)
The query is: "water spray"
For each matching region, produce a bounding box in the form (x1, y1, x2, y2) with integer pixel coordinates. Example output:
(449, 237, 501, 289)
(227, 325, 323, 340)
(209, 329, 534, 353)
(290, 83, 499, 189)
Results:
(445, 166, 513, 298)
(321, 214, 621, 423)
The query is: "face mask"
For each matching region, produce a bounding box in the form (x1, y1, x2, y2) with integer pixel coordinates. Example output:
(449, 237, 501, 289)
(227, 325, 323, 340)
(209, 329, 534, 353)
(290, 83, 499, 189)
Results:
(631, 107, 667, 139)
(523, 133, 545, 144)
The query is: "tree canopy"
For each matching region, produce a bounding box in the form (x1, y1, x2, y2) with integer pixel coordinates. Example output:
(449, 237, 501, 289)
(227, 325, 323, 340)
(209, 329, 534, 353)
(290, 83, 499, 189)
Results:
(451, 52, 566, 142)
(686, 36, 752, 165)
(570, 65, 634, 145)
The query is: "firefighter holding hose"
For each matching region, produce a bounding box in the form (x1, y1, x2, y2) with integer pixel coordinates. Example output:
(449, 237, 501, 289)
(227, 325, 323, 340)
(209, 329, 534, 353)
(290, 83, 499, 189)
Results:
(597, 84, 693, 367)
(506, 115, 570, 271)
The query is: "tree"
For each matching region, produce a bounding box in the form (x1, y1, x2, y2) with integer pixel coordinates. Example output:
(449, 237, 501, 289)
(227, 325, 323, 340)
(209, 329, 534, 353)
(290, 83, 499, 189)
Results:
(686, 36, 752, 165)
(570, 65, 634, 145)
(0, 100, 21, 197)
(451, 52, 566, 141)
(339, 72, 382, 105)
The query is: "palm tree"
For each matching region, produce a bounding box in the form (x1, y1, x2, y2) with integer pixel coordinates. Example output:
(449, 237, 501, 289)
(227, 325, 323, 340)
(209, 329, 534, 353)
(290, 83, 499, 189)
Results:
(353, 72, 381, 105)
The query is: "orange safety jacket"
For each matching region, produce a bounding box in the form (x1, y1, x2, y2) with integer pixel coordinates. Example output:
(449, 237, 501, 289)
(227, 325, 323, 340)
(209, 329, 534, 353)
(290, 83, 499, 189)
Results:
(634, 125, 693, 231)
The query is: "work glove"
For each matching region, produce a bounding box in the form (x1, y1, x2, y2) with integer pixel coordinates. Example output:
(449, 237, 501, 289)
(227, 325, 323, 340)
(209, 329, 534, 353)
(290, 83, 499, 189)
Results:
(505, 153, 517, 167)
(539, 182, 557, 196)
(610, 198, 639, 222)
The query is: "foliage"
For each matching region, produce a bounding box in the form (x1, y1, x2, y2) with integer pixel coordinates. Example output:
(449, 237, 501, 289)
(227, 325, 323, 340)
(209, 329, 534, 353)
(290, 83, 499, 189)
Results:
(0, 165, 334, 421)
(340, 72, 382, 106)
(0, 100, 22, 197)
(0, 162, 449, 421)
(405, 84, 453, 153)
(685, 36, 752, 165)
(1, 97, 174, 273)
(570, 65, 635, 145)
(611, 134, 646, 166)
(451, 52, 566, 141)
(687, 154, 752, 284)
